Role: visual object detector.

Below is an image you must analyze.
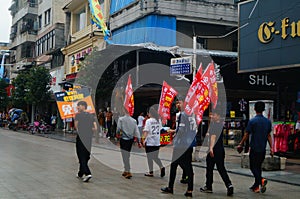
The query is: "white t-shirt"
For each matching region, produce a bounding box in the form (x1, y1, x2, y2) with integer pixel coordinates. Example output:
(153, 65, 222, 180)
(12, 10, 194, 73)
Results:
(143, 118, 162, 146)
(137, 115, 145, 127)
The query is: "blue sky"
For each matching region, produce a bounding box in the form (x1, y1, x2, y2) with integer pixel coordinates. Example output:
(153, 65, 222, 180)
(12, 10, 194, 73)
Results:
(0, 0, 12, 43)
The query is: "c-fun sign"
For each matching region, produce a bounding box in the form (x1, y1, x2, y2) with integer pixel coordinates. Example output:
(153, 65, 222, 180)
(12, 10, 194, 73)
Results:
(239, 0, 300, 72)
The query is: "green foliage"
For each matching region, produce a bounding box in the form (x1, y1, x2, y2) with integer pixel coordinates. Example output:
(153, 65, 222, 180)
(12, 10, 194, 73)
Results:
(25, 66, 51, 105)
(12, 71, 28, 108)
(0, 79, 9, 110)
(11, 66, 51, 107)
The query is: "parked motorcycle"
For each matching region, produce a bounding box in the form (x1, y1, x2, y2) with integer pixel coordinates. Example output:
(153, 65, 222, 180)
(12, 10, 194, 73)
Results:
(28, 120, 51, 134)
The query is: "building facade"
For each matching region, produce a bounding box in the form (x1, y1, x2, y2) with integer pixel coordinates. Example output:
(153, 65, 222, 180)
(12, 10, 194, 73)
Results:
(109, 0, 238, 51)
(9, 0, 38, 80)
(61, 0, 105, 85)
(35, 0, 66, 95)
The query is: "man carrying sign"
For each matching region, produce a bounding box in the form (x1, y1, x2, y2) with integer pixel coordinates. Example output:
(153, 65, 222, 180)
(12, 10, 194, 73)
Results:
(74, 101, 97, 182)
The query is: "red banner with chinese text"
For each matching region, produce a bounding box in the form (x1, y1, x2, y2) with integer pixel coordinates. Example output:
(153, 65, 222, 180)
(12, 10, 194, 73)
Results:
(184, 63, 203, 115)
(202, 61, 218, 109)
(160, 131, 173, 145)
(193, 78, 210, 124)
(124, 75, 134, 116)
(158, 81, 178, 125)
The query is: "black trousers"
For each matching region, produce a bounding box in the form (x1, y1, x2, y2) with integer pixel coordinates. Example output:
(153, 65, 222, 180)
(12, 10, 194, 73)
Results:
(206, 150, 232, 189)
(145, 145, 163, 172)
(169, 147, 194, 191)
(120, 138, 134, 172)
(76, 137, 91, 176)
(106, 121, 112, 137)
(249, 150, 266, 187)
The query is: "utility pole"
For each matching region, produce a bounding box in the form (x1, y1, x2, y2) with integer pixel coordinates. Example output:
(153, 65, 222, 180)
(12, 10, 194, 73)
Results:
(192, 35, 197, 79)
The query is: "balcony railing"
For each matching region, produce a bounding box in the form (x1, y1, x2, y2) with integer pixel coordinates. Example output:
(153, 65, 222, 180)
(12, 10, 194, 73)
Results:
(11, 2, 38, 26)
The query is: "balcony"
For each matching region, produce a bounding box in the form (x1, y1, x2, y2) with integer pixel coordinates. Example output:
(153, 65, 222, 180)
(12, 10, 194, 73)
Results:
(71, 24, 97, 42)
(11, 2, 38, 26)
(10, 32, 36, 50)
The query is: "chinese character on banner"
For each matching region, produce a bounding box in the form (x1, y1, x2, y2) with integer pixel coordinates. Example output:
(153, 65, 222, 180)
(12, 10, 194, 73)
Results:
(184, 63, 203, 115)
(193, 79, 210, 124)
(184, 62, 210, 124)
(202, 61, 218, 109)
(124, 75, 134, 116)
(158, 81, 178, 125)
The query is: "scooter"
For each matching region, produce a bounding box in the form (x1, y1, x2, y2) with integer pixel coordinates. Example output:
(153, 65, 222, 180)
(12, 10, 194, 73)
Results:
(8, 119, 18, 131)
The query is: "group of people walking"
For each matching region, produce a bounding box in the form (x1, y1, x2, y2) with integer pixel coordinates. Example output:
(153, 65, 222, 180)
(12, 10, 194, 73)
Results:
(74, 99, 273, 198)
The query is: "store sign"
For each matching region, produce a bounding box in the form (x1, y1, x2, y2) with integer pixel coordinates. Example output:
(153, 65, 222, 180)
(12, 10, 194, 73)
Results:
(258, 17, 300, 44)
(70, 47, 92, 73)
(248, 74, 275, 86)
(170, 56, 192, 76)
(71, 47, 92, 66)
(239, 0, 300, 72)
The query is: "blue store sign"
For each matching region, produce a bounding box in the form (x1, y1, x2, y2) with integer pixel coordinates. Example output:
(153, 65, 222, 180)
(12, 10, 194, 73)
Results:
(170, 56, 192, 76)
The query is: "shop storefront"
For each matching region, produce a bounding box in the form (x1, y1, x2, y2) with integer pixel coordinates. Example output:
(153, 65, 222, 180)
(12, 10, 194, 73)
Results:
(234, 0, 300, 156)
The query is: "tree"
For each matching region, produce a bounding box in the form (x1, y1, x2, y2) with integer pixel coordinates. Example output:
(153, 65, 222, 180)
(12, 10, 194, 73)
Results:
(25, 66, 51, 106)
(0, 79, 9, 111)
(12, 66, 51, 121)
(12, 71, 29, 108)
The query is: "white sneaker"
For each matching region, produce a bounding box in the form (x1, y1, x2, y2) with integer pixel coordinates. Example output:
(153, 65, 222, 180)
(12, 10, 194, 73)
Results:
(76, 174, 83, 179)
(82, 174, 92, 182)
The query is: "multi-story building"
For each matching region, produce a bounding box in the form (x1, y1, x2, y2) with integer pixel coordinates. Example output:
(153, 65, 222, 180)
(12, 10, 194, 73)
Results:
(61, 0, 105, 85)
(8, 0, 65, 82)
(35, 0, 66, 94)
(9, 0, 38, 80)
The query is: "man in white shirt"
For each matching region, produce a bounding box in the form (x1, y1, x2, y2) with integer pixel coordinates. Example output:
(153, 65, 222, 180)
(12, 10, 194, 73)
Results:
(117, 108, 141, 179)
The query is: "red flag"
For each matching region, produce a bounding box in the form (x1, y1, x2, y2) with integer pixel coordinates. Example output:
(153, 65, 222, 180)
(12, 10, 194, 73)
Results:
(193, 78, 210, 124)
(202, 61, 218, 109)
(184, 63, 203, 115)
(124, 75, 134, 116)
(158, 81, 178, 125)
(184, 63, 211, 123)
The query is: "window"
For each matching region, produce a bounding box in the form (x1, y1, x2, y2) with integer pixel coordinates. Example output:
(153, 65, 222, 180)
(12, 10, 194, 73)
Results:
(197, 37, 207, 49)
(35, 30, 56, 56)
(46, 33, 50, 51)
(44, 9, 51, 26)
(76, 8, 86, 31)
(38, 15, 42, 29)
